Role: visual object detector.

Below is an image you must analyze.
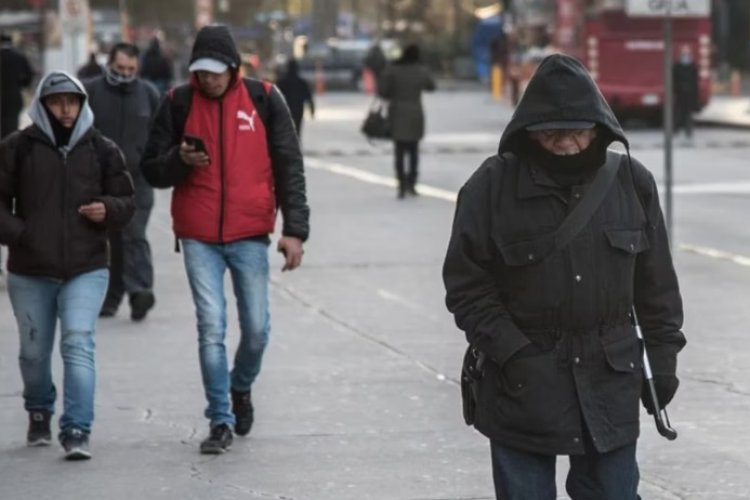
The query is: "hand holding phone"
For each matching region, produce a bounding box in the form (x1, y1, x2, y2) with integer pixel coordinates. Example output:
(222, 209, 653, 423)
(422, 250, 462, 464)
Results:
(183, 135, 207, 152)
(180, 135, 210, 166)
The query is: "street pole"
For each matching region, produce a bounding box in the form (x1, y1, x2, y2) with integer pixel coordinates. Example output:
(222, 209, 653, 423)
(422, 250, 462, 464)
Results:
(663, 12, 674, 245)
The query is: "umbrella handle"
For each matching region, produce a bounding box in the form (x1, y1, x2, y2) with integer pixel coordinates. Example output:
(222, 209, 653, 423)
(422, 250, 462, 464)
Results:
(633, 308, 678, 441)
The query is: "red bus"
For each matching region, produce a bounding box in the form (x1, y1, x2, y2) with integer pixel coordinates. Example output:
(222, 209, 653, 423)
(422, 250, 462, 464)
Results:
(576, 1, 711, 116)
(510, 0, 711, 117)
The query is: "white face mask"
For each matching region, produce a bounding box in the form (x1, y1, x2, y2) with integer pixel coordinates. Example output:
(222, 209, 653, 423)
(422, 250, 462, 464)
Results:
(105, 66, 136, 87)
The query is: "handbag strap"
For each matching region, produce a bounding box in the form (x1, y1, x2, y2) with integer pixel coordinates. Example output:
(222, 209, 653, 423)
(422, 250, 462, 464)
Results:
(368, 97, 386, 111)
(552, 150, 623, 252)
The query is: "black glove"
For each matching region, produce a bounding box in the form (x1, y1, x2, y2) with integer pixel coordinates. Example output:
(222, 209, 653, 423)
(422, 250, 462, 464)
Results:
(641, 375, 679, 415)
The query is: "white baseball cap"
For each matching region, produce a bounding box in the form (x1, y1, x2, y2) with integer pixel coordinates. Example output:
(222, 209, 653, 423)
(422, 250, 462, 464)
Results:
(189, 57, 228, 74)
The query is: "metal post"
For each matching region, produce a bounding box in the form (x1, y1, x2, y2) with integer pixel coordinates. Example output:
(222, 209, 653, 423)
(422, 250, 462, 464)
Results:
(663, 13, 674, 245)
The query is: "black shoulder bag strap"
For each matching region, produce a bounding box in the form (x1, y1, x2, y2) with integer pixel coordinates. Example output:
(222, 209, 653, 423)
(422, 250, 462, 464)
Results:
(552, 150, 623, 252)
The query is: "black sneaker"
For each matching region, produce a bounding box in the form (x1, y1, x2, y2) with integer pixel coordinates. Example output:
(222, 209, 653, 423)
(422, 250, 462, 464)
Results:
(59, 428, 91, 460)
(200, 424, 233, 454)
(27, 410, 52, 447)
(130, 291, 155, 321)
(231, 389, 254, 436)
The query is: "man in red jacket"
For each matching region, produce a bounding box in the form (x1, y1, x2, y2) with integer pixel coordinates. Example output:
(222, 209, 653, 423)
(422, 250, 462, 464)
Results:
(141, 25, 309, 454)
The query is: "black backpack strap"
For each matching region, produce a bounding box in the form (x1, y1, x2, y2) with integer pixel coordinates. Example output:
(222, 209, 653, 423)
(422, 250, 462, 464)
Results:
(552, 150, 622, 252)
(243, 77, 272, 129)
(14, 130, 31, 167)
(169, 84, 194, 140)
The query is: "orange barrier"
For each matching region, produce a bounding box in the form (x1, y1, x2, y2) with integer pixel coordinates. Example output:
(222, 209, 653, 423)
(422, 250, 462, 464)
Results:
(730, 70, 741, 97)
(315, 61, 325, 95)
(491, 65, 503, 101)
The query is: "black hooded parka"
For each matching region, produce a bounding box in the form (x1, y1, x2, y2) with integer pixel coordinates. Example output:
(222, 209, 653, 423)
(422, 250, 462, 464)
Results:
(443, 54, 686, 455)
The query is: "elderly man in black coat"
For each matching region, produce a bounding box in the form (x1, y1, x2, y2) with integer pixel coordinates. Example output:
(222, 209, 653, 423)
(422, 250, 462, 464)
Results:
(443, 54, 685, 500)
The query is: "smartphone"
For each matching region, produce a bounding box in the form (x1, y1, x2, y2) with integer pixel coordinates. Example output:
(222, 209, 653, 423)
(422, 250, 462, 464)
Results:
(183, 135, 207, 153)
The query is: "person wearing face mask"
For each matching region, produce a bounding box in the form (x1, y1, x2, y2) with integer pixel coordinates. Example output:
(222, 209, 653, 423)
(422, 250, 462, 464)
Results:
(443, 54, 685, 500)
(672, 44, 700, 142)
(84, 42, 161, 321)
(0, 71, 134, 460)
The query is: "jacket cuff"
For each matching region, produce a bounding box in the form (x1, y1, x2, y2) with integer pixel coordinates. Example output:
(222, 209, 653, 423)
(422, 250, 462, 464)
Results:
(282, 228, 308, 242)
(645, 344, 679, 376)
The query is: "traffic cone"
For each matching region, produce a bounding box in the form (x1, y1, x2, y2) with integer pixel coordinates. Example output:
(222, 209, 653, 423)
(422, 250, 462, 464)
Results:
(362, 68, 376, 95)
(315, 61, 325, 95)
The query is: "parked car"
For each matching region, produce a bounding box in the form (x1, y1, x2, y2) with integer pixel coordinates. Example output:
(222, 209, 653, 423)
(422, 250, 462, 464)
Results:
(296, 38, 399, 91)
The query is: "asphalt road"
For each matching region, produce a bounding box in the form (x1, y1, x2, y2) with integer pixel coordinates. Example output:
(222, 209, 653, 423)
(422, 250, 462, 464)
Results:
(1, 90, 749, 499)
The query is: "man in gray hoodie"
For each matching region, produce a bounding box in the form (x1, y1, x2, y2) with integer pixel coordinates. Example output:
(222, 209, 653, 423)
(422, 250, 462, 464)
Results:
(84, 42, 160, 321)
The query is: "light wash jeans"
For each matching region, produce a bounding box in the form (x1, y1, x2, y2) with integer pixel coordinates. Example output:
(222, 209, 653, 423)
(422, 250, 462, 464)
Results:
(7, 269, 109, 434)
(181, 239, 270, 427)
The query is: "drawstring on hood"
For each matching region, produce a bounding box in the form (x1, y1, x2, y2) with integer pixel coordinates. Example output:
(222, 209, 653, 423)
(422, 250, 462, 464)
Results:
(27, 71, 94, 154)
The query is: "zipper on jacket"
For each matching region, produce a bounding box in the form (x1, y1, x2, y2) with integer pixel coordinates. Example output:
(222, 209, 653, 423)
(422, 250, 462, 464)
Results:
(218, 97, 226, 242)
(62, 150, 70, 279)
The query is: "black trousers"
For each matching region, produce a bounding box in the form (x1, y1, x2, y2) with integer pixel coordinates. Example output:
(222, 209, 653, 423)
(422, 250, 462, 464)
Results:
(394, 140, 419, 191)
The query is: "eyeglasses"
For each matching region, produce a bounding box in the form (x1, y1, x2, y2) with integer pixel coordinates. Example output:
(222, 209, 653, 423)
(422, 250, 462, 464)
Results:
(533, 129, 595, 140)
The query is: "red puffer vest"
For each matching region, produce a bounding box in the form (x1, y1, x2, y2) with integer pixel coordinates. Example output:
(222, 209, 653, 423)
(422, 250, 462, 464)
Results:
(172, 77, 275, 242)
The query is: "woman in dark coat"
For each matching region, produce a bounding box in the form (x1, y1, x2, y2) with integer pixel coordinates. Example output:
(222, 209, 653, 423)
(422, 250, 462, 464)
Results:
(378, 44, 436, 198)
(276, 59, 315, 139)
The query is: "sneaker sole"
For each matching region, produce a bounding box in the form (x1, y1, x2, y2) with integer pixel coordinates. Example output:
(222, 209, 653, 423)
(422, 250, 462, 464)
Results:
(199, 446, 230, 455)
(64, 447, 92, 460)
(27, 437, 52, 447)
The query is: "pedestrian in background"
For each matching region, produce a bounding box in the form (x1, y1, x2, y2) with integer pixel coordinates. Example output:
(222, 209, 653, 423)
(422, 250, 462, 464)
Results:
(443, 54, 685, 499)
(0, 33, 33, 139)
(0, 33, 34, 276)
(141, 25, 309, 455)
(363, 41, 387, 92)
(673, 44, 700, 142)
(140, 37, 174, 95)
(85, 42, 161, 320)
(77, 52, 104, 80)
(378, 44, 435, 199)
(276, 59, 315, 139)
(0, 71, 134, 460)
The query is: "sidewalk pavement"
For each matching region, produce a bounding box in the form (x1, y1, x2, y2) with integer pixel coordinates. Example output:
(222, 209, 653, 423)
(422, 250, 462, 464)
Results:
(0, 172, 493, 500)
(694, 95, 750, 128)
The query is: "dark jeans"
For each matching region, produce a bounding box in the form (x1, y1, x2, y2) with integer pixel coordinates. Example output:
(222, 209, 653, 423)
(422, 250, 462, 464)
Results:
(490, 437, 640, 500)
(394, 140, 419, 191)
(674, 103, 694, 138)
(103, 175, 154, 308)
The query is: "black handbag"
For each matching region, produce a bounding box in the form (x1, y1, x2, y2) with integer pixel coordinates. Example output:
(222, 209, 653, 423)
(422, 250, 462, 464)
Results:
(361, 99, 390, 140)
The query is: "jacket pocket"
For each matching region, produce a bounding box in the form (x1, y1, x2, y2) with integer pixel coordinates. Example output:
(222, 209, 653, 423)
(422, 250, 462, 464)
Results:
(494, 351, 577, 435)
(601, 334, 643, 425)
(604, 228, 649, 255)
(495, 232, 561, 309)
(602, 227, 649, 295)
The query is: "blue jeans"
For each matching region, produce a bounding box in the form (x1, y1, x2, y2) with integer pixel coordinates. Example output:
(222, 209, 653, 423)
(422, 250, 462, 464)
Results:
(7, 269, 109, 434)
(182, 239, 270, 427)
(490, 436, 640, 500)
